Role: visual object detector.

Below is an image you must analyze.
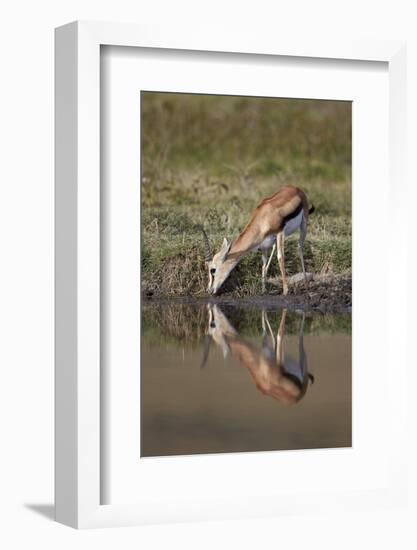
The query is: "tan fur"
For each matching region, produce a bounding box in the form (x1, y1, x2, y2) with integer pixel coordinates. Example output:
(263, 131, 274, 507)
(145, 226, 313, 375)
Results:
(230, 186, 309, 258)
(207, 306, 312, 406)
(206, 185, 312, 295)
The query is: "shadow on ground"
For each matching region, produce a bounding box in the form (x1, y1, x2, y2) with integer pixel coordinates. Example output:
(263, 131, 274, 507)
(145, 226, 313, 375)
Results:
(25, 503, 55, 521)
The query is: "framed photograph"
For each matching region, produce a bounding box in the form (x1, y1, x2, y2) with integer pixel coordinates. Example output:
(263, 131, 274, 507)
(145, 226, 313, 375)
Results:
(55, 21, 407, 528)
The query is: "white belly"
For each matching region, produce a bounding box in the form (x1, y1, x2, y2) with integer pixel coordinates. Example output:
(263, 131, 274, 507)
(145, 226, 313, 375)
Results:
(257, 209, 304, 251)
(259, 234, 276, 250)
(284, 208, 304, 236)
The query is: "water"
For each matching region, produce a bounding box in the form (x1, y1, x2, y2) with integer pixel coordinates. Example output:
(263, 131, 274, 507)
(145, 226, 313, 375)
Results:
(141, 302, 351, 457)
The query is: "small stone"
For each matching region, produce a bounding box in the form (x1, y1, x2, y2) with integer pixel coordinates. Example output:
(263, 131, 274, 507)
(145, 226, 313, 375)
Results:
(288, 272, 314, 285)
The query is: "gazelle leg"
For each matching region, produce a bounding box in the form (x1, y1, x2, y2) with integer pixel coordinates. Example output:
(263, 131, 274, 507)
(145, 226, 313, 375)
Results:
(275, 308, 287, 367)
(261, 309, 276, 359)
(298, 310, 313, 383)
(264, 310, 275, 344)
(299, 215, 308, 287)
(261, 309, 276, 360)
(266, 243, 276, 274)
(261, 244, 276, 292)
(261, 250, 268, 293)
(276, 231, 288, 295)
(299, 309, 305, 335)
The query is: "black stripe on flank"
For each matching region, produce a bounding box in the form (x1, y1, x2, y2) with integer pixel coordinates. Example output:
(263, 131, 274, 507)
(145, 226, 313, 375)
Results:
(282, 201, 303, 228)
(281, 370, 304, 390)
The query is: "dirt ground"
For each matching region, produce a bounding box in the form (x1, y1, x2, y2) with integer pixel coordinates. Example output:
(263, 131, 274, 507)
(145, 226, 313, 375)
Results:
(143, 273, 352, 313)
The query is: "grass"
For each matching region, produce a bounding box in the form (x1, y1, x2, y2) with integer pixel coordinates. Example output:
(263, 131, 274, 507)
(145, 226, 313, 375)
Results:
(141, 92, 351, 297)
(142, 303, 352, 350)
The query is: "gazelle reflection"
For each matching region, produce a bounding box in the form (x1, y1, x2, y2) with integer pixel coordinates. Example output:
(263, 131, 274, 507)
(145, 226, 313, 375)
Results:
(202, 305, 314, 405)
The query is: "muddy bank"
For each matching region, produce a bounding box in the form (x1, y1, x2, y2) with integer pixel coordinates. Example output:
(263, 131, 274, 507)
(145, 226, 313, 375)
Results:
(143, 273, 352, 313)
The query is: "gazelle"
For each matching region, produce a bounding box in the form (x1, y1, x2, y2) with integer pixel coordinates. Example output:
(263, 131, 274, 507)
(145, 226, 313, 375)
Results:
(202, 305, 314, 405)
(202, 185, 314, 295)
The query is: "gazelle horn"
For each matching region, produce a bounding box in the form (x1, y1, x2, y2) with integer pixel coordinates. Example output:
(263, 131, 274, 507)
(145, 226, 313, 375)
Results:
(200, 335, 212, 369)
(201, 227, 213, 262)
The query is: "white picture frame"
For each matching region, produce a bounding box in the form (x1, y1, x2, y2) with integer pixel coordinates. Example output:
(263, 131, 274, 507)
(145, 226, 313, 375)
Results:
(55, 21, 407, 529)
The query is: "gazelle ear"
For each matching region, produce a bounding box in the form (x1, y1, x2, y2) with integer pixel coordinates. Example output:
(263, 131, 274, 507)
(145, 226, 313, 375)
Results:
(220, 238, 232, 260)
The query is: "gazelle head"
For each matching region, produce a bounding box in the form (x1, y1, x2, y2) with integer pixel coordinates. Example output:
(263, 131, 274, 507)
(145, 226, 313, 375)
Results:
(200, 304, 238, 368)
(201, 230, 235, 295)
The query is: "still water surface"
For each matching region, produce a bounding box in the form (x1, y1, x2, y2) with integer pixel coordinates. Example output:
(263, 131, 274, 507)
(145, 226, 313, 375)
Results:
(141, 302, 351, 457)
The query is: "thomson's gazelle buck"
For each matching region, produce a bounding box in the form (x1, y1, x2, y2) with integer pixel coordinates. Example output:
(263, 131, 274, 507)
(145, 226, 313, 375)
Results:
(202, 186, 315, 295)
